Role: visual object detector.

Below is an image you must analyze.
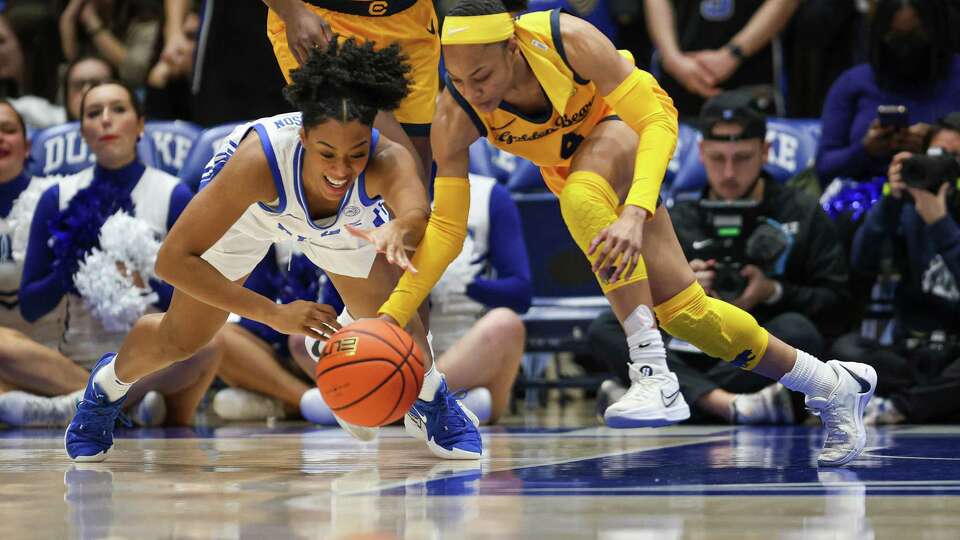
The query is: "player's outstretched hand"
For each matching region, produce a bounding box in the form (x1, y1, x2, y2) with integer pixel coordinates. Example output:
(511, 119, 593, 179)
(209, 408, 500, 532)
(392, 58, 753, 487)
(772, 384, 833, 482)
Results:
(346, 223, 418, 273)
(588, 206, 647, 284)
(267, 300, 341, 340)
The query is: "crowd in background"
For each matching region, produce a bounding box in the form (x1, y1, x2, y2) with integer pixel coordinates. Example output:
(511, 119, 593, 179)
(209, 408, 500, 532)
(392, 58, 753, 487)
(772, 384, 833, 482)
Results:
(3, 0, 960, 429)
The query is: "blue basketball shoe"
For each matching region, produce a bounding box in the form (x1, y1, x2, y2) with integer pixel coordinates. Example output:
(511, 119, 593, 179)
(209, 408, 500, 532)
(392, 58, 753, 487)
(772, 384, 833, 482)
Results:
(404, 377, 482, 460)
(64, 354, 131, 462)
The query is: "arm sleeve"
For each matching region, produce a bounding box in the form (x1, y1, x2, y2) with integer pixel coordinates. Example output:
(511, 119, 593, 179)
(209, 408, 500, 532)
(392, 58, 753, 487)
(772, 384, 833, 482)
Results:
(465, 184, 533, 313)
(379, 177, 470, 327)
(814, 74, 886, 181)
(602, 67, 679, 217)
(927, 214, 960, 283)
(776, 208, 852, 320)
(851, 196, 902, 274)
(19, 186, 70, 322)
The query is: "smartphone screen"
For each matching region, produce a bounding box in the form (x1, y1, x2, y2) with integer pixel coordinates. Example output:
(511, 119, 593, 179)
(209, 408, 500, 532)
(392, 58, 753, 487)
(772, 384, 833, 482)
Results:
(878, 105, 909, 129)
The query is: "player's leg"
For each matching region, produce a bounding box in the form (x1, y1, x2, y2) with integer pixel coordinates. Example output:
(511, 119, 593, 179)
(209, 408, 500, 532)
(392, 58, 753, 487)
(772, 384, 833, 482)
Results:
(437, 308, 524, 425)
(588, 119, 873, 464)
(557, 119, 689, 427)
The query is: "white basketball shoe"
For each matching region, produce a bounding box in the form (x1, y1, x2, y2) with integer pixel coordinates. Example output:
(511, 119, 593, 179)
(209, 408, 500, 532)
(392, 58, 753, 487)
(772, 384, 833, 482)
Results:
(604, 363, 691, 428)
(300, 388, 379, 442)
(806, 360, 877, 467)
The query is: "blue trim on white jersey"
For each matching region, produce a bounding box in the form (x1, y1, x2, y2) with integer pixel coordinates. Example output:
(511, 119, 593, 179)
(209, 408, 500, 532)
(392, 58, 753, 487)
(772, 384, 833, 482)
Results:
(357, 129, 382, 207)
(253, 124, 286, 214)
(294, 142, 353, 230)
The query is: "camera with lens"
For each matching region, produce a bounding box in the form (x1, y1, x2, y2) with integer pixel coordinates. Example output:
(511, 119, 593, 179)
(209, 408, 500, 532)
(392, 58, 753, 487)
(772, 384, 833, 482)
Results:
(692, 200, 791, 302)
(901, 152, 960, 193)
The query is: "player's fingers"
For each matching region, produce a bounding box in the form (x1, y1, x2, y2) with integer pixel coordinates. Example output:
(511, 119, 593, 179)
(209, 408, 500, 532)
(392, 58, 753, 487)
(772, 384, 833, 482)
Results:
(588, 229, 608, 255)
(346, 224, 372, 243)
(624, 252, 640, 283)
(302, 326, 325, 340)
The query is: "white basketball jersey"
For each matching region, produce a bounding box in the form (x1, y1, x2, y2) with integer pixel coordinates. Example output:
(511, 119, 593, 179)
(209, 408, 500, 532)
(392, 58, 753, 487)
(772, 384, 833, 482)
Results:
(204, 113, 389, 278)
(56, 166, 180, 369)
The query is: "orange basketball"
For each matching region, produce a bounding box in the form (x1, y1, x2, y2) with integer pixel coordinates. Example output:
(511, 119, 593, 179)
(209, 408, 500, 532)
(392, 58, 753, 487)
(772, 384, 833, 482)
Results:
(315, 319, 425, 427)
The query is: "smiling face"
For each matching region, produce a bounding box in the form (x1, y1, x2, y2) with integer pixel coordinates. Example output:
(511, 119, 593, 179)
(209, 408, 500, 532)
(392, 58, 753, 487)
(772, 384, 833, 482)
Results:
(443, 41, 517, 113)
(0, 102, 28, 183)
(80, 83, 144, 169)
(301, 119, 373, 202)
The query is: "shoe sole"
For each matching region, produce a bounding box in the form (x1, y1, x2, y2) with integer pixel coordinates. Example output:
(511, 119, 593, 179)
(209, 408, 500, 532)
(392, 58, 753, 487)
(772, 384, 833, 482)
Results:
(818, 364, 877, 467)
(426, 437, 482, 460)
(604, 403, 691, 428)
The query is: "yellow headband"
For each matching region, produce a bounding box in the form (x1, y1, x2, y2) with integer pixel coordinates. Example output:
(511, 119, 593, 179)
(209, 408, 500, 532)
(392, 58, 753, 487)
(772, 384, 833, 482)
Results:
(441, 13, 514, 45)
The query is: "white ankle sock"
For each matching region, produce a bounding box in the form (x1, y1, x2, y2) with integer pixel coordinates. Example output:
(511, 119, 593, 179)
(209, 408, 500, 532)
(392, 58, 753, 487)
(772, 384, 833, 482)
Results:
(419, 365, 443, 401)
(624, 305, 668, 374)
(778, 350, 838, 400)
(92, 355, 135, 402)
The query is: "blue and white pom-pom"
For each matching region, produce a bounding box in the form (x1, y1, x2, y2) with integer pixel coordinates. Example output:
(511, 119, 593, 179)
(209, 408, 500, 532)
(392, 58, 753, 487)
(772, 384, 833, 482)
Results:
(72, 211, 161, 332)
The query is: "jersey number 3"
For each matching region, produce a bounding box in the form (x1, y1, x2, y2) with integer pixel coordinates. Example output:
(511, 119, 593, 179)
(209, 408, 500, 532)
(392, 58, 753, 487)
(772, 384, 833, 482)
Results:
(560, 133, 585, 160)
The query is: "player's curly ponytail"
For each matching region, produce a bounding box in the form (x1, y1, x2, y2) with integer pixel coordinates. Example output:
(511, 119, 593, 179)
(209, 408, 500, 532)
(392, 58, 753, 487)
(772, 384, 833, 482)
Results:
(283, 37, 412, 128)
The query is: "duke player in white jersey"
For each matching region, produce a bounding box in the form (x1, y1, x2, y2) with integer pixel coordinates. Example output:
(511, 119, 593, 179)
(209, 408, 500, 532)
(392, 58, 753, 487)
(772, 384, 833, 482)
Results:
(65, 38, 483, 461)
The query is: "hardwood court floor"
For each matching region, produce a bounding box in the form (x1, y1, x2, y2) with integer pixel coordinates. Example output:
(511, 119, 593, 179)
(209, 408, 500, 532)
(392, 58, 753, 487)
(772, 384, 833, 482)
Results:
(1, 405, 959, 539)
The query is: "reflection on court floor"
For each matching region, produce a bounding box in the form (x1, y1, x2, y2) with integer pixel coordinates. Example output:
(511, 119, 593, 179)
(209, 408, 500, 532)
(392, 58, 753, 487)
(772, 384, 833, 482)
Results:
(1, 415, 959, 539)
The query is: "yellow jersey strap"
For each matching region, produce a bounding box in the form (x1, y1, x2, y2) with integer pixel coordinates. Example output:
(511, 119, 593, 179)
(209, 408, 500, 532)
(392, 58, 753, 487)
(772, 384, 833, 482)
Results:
(514, 9, 581, 113)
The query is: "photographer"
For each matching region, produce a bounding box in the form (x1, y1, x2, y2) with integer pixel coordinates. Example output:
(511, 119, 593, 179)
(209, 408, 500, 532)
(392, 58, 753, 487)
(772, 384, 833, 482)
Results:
(591, 91, 850, 424)
(835, 113, 960, 424)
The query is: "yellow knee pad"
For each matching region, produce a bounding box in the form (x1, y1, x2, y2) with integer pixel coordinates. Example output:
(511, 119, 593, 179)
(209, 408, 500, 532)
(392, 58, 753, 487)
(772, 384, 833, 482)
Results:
(558, 171, 647, 293)
(654, 282, 769, 370)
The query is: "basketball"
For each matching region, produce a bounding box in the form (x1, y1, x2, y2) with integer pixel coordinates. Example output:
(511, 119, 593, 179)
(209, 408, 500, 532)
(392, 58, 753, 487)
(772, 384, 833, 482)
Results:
(315, 319, 425, 427)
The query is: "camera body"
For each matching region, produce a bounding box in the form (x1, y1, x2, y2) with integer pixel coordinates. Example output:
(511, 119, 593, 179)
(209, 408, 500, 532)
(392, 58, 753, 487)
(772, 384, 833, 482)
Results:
(693, 200, 791, 301)
(901, 152, 960, 193)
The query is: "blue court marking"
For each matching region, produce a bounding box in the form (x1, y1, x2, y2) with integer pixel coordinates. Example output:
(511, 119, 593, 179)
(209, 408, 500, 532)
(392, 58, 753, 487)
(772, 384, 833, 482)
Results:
(381, 426, 960, 497)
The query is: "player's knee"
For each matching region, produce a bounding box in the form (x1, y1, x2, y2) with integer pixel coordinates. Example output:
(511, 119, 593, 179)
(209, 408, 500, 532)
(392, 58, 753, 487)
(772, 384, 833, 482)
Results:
(558, 172, 619, 251)
(654, 282, 768, 369)
(486, 308, 525, 345)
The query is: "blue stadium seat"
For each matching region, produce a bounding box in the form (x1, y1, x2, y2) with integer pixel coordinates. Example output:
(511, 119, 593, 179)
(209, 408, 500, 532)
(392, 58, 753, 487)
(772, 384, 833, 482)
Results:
(667, 118, 822, 199)
(178, 122, 243, 192)
(144, 121, 201, 176)
(663, 122, 700, 193)
(468, 138, 548, 192)
(27, 122, 156, 177)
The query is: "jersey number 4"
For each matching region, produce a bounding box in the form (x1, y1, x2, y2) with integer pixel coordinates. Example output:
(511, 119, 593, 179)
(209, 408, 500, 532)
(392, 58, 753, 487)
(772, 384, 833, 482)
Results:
(560, 133, 585, 160)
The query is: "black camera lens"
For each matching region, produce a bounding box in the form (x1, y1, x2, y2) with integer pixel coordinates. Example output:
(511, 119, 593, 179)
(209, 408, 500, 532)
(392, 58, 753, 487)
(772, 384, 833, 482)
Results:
(901, 154, 960, 193)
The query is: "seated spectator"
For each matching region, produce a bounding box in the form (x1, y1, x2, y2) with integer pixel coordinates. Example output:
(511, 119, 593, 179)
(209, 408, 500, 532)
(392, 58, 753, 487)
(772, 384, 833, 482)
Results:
(59, 0, 161, 87)
(591, 92, 850, 424)
(0, 84, 220, 427)
(816, 0, 960, 183)
(833, 112, 960, 424)
(422, 173, 531, 424)
(0, 14, 66, 129)
(63, 56, 115, 122)
(144, 8, 198, 120)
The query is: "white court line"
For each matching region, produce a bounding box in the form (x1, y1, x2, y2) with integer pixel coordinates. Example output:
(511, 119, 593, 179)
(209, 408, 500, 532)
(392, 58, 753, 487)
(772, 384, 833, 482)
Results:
(862, 453, 960, 461)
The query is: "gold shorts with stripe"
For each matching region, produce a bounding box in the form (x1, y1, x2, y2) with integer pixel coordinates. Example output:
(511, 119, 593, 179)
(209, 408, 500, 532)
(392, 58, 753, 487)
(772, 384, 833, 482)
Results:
(267, 0, 439, 134)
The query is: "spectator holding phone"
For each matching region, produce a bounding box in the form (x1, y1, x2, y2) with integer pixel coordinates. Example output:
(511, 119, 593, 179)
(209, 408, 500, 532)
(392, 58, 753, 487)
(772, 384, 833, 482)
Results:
(816, 0, 960, 183)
